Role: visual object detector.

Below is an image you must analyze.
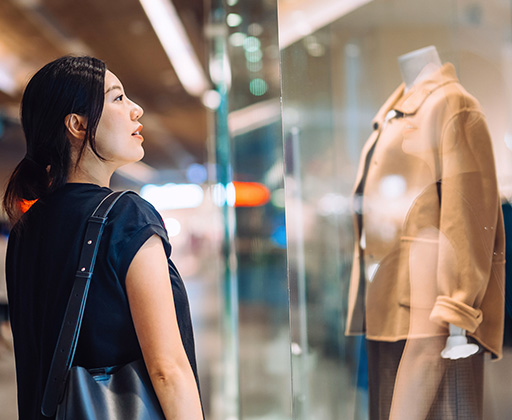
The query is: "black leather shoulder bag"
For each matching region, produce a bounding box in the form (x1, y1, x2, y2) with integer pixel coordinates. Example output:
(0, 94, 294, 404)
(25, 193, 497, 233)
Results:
(41, 190, 165, 419)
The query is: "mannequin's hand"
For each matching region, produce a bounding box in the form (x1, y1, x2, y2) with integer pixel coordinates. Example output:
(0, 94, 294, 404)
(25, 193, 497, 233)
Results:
(440, 324, 479, 360)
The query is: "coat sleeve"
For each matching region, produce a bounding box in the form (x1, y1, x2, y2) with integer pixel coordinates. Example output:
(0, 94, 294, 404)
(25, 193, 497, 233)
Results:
(429, 108, 502, 333)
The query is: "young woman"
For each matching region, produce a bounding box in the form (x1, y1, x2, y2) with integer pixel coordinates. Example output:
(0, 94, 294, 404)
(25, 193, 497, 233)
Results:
(3, 56, 203, 419)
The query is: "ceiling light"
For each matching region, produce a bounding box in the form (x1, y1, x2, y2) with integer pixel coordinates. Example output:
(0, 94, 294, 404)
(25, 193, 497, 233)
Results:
(246, 61, 263, 72)
(186, 163, 208, 184)
(229, 32, 247, 47)
(248, 23, 264, 37)
(210, 182, 272, 208)
(243, 36, 261, 52)
(163, 218, 181, 237)
(0, 65, 17, 96)
(211, 183, 236, 207)
(278, 0, 373, 49)
(141, 183, 204, 210)
(201, 89, 222, 110)
(249, 78, 268, 96)
(226, 13, 243, 27)
(139, 0, 210, 96)
(245, 50, 263, 63)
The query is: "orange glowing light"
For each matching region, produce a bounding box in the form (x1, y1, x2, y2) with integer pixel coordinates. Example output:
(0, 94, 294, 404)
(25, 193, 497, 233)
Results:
(233, 181, 271, 207)
(19, 199, 37, 213)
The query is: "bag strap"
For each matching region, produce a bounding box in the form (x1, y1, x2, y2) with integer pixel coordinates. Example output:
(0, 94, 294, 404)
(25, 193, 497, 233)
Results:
(41, 190, 132, 417)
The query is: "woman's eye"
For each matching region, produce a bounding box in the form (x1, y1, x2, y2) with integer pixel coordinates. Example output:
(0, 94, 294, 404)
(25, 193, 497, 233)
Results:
(115, 94, 124, 102)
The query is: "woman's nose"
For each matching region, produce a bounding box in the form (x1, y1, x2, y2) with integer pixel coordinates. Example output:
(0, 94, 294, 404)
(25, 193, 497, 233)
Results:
(131, 101, 144, 120)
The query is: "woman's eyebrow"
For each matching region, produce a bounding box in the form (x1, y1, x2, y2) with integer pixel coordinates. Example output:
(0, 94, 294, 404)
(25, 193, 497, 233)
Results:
(105, 85, 123, 94)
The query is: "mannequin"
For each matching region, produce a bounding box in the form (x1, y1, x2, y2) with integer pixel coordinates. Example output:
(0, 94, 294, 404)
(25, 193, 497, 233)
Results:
(397, 45, 479, 361)
(347, 42, 504, 420)
(397, 45, 441, 92)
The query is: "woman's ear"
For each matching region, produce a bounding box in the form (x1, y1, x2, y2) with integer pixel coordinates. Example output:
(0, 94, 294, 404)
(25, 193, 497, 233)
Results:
(65, 113, 87, 141)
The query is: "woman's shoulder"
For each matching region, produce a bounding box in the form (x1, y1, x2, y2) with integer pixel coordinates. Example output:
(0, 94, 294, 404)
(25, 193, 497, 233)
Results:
(111, 190, 162, 221)
(106, 190, 168, 243)
(104, 191, 172, 271)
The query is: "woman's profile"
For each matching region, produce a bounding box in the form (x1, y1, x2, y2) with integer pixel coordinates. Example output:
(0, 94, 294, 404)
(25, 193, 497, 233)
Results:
(2, 56, 203, 419)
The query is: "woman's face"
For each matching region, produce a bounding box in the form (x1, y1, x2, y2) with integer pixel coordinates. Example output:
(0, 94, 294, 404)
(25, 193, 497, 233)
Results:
(94, 70, 144, 166)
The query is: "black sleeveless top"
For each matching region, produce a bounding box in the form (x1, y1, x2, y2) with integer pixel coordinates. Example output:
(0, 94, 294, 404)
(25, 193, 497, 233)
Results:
(6, 183, 199, 420)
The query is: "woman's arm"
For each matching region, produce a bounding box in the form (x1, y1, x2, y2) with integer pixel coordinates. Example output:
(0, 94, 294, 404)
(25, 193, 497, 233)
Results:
(126, 234, 202, 420)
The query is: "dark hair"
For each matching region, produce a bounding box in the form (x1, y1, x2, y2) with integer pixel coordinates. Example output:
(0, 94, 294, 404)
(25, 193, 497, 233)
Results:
(2, 56, 107, 224)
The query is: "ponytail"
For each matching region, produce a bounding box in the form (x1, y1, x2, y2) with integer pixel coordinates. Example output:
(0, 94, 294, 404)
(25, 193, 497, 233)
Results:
(1, 56, 106, 225)
(3, 156, 50, 223)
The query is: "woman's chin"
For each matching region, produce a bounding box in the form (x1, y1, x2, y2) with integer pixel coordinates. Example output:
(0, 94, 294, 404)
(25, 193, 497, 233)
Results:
(130, 148, 145, 163)
(117, 151, 145, 169)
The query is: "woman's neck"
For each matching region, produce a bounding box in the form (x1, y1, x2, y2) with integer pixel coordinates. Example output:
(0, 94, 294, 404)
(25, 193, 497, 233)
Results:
(67, 171, 111, 187)
(67, 152, 114, 188)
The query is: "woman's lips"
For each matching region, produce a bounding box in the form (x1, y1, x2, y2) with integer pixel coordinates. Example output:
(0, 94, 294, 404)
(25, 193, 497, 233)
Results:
(132, 124, 144, 141)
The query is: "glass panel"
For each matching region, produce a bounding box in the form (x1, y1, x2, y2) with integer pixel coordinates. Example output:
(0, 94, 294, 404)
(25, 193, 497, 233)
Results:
(279, 0, 512, 418)
(208, 0, 292, 418)
(207, 3, 240, 418)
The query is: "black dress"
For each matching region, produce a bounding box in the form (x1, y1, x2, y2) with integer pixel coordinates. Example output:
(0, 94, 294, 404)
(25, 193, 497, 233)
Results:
(6, 183, 200, 420)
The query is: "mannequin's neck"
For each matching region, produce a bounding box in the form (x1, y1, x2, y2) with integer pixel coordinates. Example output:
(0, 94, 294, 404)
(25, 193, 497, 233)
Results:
(398, 46, 442, 92)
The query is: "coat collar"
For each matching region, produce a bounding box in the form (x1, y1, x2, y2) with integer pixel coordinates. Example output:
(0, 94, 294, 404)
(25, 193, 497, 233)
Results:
(371, 63, 459, 130)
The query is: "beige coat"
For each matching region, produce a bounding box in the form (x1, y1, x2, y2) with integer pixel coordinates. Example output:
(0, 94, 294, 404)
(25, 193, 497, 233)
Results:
(346, 63, 505, 359)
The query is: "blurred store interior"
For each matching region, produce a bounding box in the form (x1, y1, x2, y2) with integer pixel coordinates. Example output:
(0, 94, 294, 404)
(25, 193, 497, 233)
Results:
(2, 0, 512, 419)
